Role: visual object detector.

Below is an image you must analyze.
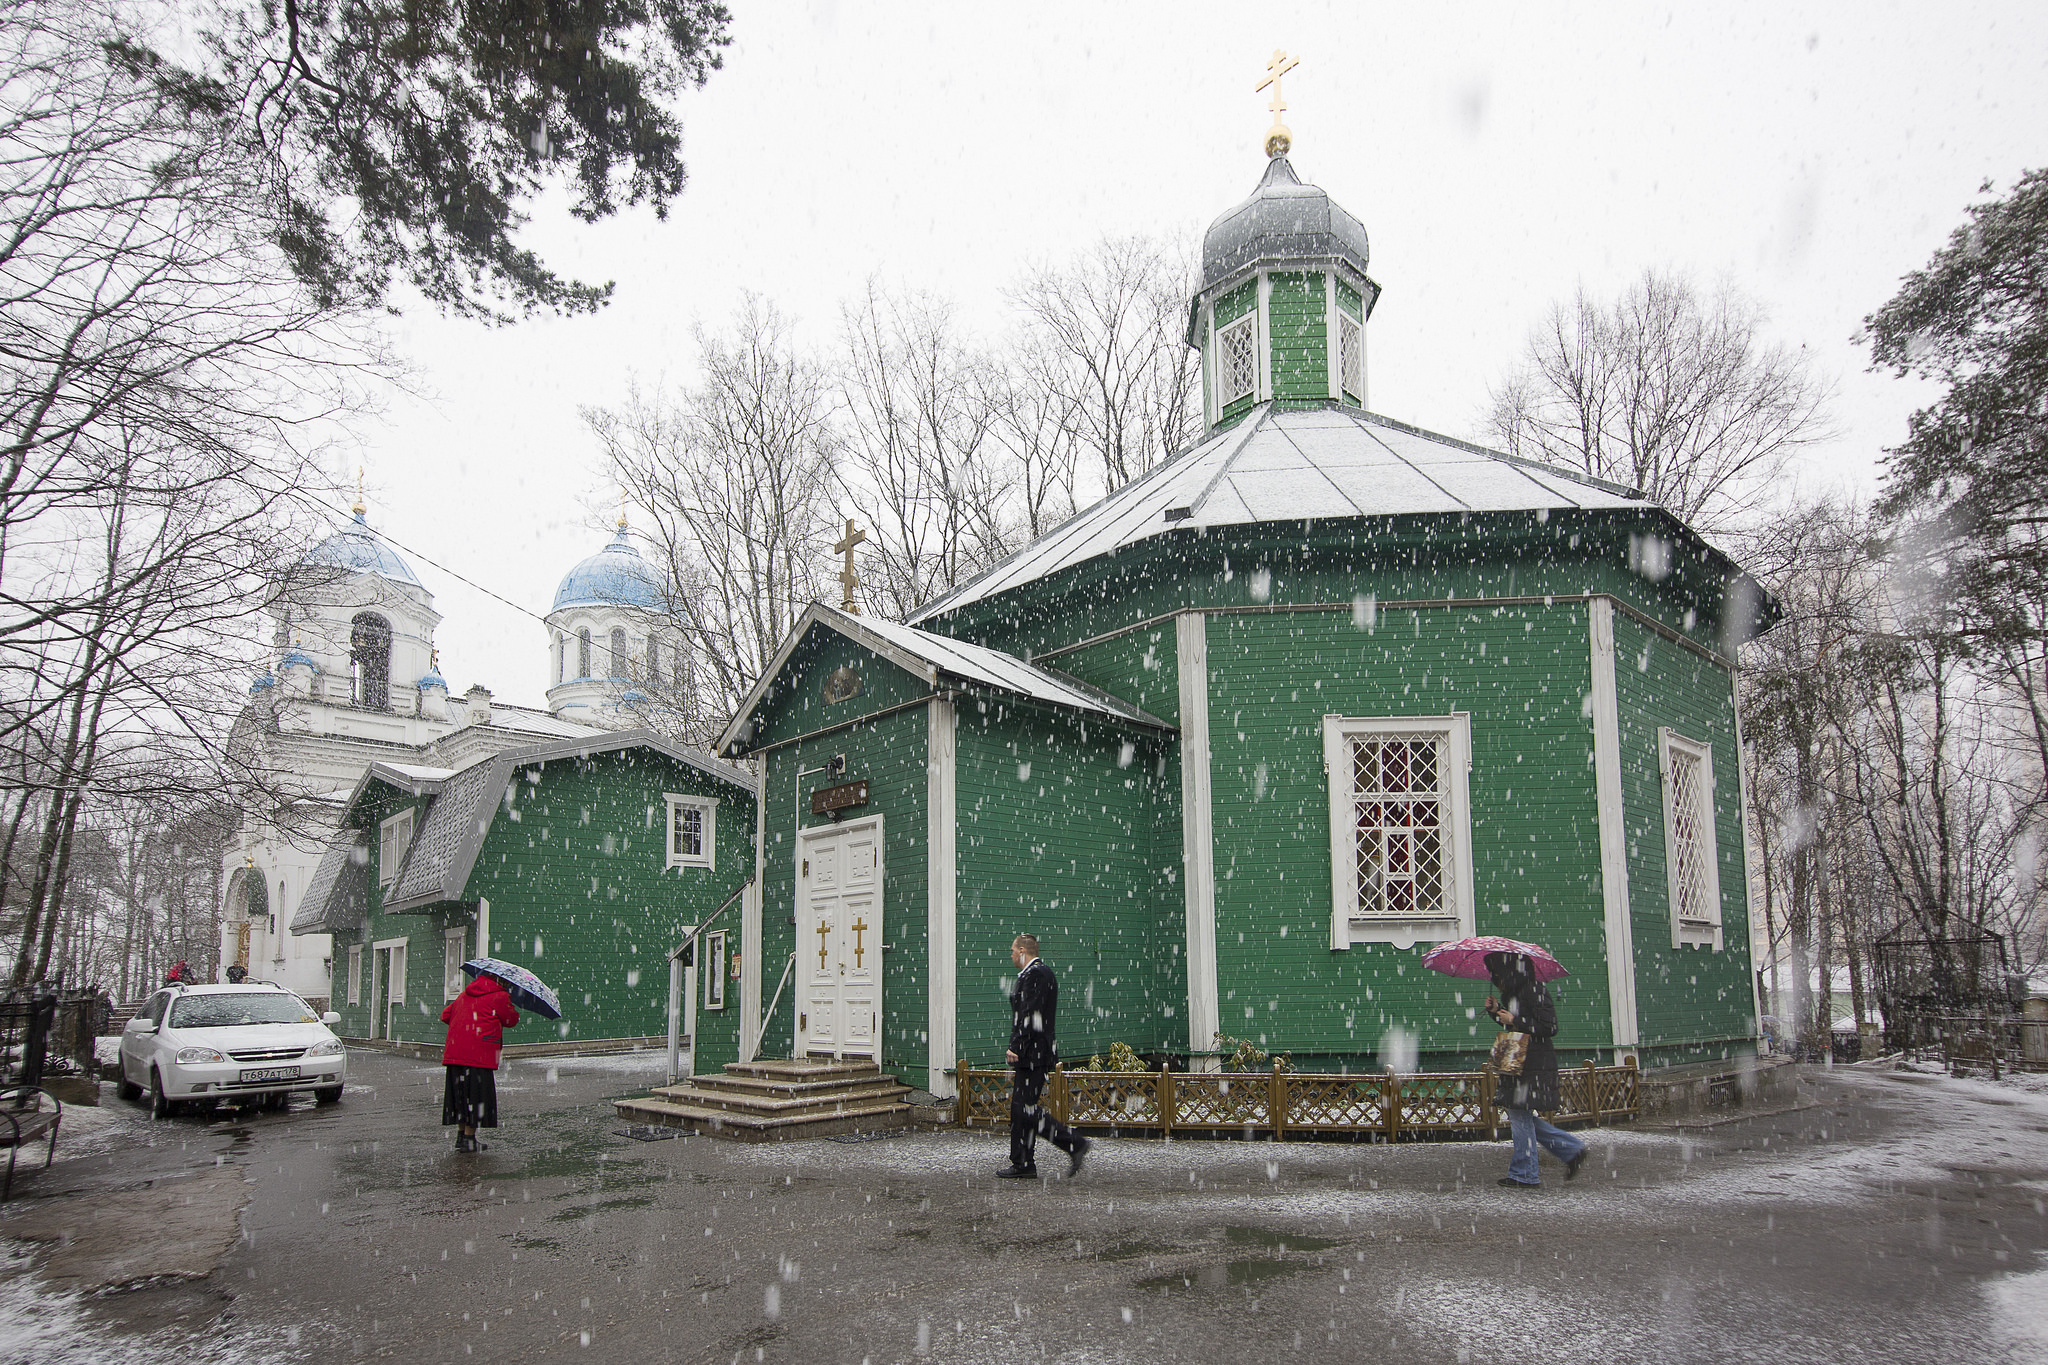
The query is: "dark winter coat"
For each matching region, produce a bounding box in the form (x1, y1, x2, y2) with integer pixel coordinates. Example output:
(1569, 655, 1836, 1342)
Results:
(441, 974, 520, 1069)
(1009, 958, 1059, 1074)
(1492, 967, 1561, 1112)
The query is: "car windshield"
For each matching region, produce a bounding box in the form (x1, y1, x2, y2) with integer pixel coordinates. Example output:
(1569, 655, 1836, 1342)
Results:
(168, 993, 319, 1028)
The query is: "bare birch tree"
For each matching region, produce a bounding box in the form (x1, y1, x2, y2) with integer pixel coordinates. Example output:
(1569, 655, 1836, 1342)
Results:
(585, 297, 836, 747)
(1487, 270, 1832, 537)
(1007, 234, 1201, 494)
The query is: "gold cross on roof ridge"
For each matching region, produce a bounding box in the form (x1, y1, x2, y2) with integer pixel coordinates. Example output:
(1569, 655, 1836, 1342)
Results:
(1256, 49, 1301, 158)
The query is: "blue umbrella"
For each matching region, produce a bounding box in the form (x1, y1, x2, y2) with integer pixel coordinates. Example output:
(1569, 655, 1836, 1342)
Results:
(462, 957, 563, 1020)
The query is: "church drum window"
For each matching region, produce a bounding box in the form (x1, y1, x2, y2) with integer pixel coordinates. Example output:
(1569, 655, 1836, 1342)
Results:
(577, 629, 592, 680)
(646, 636, 660, 685)
(349, 612, 392, 711)
(1321, 714, 1475, 947)
(1218, 312, 1258, 407)
(556, 632, 567, 685)
(610, 628, 628, 679)
(1659, 728, 1723, 949)
(665, 794, 716, 871)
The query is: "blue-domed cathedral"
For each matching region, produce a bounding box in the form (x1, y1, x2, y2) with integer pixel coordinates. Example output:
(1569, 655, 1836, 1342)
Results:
(224, 502, 675, 1005)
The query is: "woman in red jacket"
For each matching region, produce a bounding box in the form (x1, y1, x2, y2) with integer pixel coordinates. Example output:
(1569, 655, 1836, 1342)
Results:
(440, 971, 519, 1152)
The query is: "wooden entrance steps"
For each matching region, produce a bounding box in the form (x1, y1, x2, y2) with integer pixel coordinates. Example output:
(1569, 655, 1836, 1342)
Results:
(613, 1058, 913, 1142)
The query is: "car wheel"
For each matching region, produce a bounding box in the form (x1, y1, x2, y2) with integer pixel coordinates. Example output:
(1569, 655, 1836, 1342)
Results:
(116, 1058, 142, 1102)
(149, 1068, 176, 1119)
(314, 1086, 343, 1105)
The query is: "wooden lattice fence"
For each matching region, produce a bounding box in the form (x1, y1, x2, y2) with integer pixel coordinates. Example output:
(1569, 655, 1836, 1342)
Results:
(954, 1057, 1639, 1139)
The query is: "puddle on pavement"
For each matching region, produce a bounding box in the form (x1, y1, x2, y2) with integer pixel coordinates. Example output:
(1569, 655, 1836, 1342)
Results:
(1135, 1259, 1313, 1293)
(1131, 1226, 1345, 1294)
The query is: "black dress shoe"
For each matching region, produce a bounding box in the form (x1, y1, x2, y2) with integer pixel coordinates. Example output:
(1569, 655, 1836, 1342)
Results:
(1067, 1137, 1092, 1178)
(1564, 1151, 1587, 1181)
(1497, 1177, 1538, 1188)
(995, 1165, 1039, 1179)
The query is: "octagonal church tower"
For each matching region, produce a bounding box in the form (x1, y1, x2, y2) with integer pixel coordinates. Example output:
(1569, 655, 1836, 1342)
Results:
(710, 133, 1777, 1099)
(544, 517, 677, 729)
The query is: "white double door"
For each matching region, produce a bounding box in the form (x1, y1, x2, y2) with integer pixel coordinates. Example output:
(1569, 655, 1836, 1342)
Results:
(798, 815, 883, 1060)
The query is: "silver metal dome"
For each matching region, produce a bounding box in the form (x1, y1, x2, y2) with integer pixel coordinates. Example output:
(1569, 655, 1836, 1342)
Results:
(1200, 156, 1370, 291)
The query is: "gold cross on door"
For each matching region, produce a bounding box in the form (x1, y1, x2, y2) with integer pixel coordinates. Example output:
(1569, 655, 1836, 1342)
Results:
(850, 916, 868, 967)
(816, 918, 832, 970)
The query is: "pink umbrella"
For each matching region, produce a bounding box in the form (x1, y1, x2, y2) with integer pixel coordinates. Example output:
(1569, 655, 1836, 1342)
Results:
(1420, 935, 1569, 983)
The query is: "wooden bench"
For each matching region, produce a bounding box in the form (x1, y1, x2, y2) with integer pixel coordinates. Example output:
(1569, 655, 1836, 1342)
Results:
(0, 1086, 62, 1200)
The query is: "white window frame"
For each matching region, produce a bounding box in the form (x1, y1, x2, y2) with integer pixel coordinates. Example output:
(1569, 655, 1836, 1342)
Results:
(704, 929, 727, 1010)
(347, 944, 362, 1007)
(378, 810, 414, 887)
(443, 925, 467, 1001)
(665, 793, 717, 871)
(1322, 714, 1476, 949)
(1216, 311, 1258, 410)
(1658, 728, 1724, 949)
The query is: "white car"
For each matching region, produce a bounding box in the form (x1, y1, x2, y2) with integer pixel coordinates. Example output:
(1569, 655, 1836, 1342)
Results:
(118, 983, 348, 1116)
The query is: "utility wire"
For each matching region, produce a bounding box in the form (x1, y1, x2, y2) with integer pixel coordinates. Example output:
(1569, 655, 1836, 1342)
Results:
(348, 518, 554, 626)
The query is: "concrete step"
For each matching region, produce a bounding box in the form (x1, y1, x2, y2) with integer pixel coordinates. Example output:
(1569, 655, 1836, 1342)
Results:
(683, 1070, 901, 1101)
(648, 1080, 911, 1120)
(613, 1094, 912, 1143)
(723, 1058, 884, 1082)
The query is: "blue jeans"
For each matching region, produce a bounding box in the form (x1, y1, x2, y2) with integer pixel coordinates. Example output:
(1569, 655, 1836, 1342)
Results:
(1506, 1106, 1585, 1185)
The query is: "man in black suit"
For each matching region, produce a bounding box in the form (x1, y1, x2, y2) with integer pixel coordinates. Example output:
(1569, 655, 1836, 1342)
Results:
(999, 933, 1091, 1179)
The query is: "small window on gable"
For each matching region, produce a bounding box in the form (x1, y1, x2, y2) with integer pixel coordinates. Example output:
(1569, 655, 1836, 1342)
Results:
(665, 794, 716, 871)
(1218, 312, 1257, 407)
(1659, 728, 1723, 949)
(1321, 714, 1476, 948)
(1338, 312, 1362, 401)
(378, 809, 414, 888)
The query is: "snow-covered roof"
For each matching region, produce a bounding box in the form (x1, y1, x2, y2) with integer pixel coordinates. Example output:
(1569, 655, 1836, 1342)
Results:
(469, 706, 605, 741)
(290, 832, 369, 935)
(909, 403, 1652, 625)
(719, 604, 1173, 756)
(378, 730, 756, 914)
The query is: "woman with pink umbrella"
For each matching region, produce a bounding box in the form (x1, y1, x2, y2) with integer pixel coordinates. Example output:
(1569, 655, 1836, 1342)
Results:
(1421, 935, 1589, 1188)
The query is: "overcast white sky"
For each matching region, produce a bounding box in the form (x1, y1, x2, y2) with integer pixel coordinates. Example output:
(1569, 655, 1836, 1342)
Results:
(343, 1, 2048, 712)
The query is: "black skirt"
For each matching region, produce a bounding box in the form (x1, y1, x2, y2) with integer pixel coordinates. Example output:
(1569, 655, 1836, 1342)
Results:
(441, 1064, 499, 1128)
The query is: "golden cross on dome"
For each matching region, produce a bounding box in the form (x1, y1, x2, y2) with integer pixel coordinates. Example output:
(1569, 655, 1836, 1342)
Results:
(833, 518, 867, 616)
(1256, 49, 1301, 157)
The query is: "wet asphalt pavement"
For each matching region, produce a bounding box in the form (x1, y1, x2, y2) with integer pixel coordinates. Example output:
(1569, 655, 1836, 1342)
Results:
(3, 1048, 2046, 1364)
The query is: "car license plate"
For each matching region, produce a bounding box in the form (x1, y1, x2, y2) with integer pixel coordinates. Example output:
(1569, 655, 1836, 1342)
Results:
(239, 1066, 299, 1083)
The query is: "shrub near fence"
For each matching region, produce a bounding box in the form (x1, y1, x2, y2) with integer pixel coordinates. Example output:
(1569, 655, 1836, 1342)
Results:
(955, 1058, 1640, 1140)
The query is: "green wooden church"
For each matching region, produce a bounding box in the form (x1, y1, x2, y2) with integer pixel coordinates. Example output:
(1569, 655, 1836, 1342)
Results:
(706, 147, 1773, 1098)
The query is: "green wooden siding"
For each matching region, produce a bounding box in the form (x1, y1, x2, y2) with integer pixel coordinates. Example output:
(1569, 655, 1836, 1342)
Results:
(1198, 605, 1611, 1069)
(1336, 280, 1362, 320)
(329, 750, 756, 1053)
(1267, 271, 1327, 403)
(1610, 614, 1755, 1066)
(952, 700, 1180, 1070)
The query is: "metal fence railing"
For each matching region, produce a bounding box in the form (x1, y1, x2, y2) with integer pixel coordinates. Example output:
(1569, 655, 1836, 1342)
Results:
(955, 1057, 1640, 1139)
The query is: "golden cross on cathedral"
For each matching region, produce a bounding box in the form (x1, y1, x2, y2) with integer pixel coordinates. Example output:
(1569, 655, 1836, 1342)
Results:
(833, 518, 867, 616)
(816, 919, 832, 970)
(850, 916, 868, 968)
(1256, 48, 1300, 158)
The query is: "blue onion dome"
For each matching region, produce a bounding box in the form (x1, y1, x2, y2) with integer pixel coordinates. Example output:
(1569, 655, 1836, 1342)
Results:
(302, 510, 422, 586)
(1199, 155, 1370, 292)
(417, 664, 448, 691)
(248, 670, 277, 695)
(279, 644, 318, 672)
(620, 688, 650, 705)
(552, 525, 665, 612)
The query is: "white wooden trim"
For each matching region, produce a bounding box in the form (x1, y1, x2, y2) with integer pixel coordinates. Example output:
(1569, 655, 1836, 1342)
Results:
(796, 813, 886, 1060)
(377, 809, 413, 887)
(1324, 271, 1340, 400)
(741, 758, 765, 1062)
(1254, 270, 1272, 402)
(703, 929, 727, 1009)
(1589, 599, 1640, 1050)
(1176, 613, 1220, 1062)
(477, 897, 490, 959)
(1320, 714, 1476, 948)
(926, 698, 958, 1097)
(346, 944, 362, 1007)
(1659, 727, 1724, 950)
(1732, 675, 1765, 1039)
(1204, 299, 1218, 427)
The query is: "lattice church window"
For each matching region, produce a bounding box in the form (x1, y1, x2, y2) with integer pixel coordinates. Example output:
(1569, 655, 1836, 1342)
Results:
(1338, 312, 1362, 400)
(577, 629, 592, 679)
(1659, 728, 1723, 948)
(610, 628, 628, 678)
(1218, 313, 1257, 407)
(1321, 715, 1475, 947)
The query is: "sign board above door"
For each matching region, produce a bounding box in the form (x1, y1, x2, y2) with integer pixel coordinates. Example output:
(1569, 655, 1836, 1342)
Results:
(809, 780, 870, 816)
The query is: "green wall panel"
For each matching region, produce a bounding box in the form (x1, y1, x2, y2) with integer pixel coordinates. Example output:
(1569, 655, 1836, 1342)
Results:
(1267, 271, 1327, 403)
